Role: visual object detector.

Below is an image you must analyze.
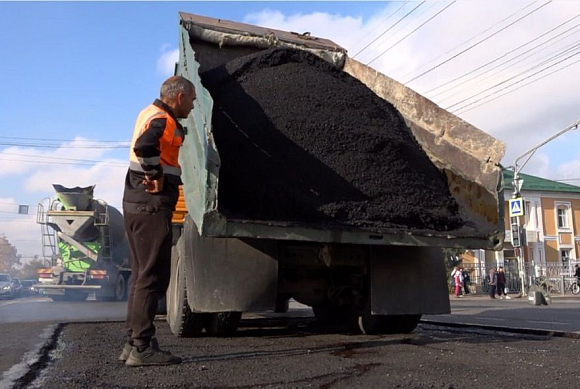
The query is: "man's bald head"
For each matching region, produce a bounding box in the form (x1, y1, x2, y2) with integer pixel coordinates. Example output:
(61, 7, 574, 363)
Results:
(160, 76, 196, 118)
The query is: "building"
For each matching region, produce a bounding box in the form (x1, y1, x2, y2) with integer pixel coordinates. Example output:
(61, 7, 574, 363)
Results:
(463, 169, 580, 287)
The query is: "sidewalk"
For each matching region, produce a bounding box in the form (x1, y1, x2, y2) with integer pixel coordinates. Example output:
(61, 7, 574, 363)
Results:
(448, 292, 580, 301)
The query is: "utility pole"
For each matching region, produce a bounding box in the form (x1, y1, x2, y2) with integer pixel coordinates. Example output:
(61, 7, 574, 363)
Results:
(510, 118, 580, 296)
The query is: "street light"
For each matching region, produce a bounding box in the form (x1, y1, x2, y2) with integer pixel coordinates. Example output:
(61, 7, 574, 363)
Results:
(510, 118, 580, 296)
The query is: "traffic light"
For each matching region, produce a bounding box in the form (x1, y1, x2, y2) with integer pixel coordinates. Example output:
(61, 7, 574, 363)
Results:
(511, 223, 520, 247)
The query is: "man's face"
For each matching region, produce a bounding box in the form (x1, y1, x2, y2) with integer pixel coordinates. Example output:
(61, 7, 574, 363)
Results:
(176, 90, 196, 118)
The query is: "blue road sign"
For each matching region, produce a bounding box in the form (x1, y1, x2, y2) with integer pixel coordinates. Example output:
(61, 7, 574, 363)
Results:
(509, 198, 524, 217)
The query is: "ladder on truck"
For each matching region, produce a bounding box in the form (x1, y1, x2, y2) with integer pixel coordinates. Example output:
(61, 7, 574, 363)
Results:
(94, 199, 112, 261)
(36, 197, 58, 266)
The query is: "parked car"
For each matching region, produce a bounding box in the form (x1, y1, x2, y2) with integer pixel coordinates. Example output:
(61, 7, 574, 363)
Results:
(0, 273, 14, 299)
(20, 280, 35, 296)
(11, 277, 23, 298)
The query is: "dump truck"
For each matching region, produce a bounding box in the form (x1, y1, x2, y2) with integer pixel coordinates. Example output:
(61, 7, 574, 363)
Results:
(166, 12, 506, 336)
(36, 185, 131, 302)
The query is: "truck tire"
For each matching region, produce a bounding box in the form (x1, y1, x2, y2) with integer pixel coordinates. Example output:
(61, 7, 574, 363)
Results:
(63, 290, 89, 302)
(204, 312, 242, 337)
(167, 241, 204, 337)
(312, 304, 355, 327)
(358, 302, 421, 335)
(274, 295, 290, 313)
(114, 274, 128, 301)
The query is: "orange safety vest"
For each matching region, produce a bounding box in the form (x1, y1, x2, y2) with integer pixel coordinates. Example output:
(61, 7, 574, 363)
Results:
(129, 103, 183, 177)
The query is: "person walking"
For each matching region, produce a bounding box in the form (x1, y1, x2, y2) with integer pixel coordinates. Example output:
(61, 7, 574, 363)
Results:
(461, 267, 471, 295)
(451, 266, 463, 298)
(118, 76, 196, 367)
(488, 267, 498, 299)
(496, 266, 510, 299)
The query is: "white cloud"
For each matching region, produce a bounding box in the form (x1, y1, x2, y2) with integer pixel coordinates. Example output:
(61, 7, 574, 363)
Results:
(157, 47, 179, 76)
(244, 1, 580, 181)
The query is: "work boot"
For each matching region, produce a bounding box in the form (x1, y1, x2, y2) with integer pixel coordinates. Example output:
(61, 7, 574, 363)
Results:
(125, 343, 182, 367)
(118, 342, 133, 362)
(118, 337, 159, 362)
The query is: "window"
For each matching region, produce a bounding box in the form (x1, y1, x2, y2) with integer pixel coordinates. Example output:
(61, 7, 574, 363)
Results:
(561, 249, 571, 263)
(557, 207, 569, 228)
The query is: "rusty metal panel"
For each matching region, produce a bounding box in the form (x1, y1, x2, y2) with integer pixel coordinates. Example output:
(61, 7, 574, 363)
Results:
(369, 246, 450, 315)
(182, 216, 278, 312)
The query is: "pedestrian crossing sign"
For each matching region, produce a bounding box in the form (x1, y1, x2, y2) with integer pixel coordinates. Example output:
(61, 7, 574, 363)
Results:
(509, 197, 525, 217)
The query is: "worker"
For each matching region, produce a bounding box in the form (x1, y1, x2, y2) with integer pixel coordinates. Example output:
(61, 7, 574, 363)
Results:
(118, 76, 196, 366)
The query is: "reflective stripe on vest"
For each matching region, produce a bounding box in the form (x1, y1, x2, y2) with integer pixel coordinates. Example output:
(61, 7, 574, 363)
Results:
(129, 104, 183, 177)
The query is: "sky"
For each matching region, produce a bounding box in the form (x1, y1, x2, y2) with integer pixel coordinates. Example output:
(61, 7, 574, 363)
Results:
(1, 0, 580, 259)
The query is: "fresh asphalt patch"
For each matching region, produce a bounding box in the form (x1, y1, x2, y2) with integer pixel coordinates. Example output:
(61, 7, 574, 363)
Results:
(11, 317, 580, 389)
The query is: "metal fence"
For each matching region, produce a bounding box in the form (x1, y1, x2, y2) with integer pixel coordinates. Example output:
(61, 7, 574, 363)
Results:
(452, 262, 580, 295)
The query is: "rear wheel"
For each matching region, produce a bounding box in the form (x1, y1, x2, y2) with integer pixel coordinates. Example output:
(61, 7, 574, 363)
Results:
(204, 312, 242, 337)
(572, 282, 580, 295)
(167, 241, 205, 337)
(358, 301, 421, 335)
(55, 290, 89, 302)
(114, 274, 128, 301)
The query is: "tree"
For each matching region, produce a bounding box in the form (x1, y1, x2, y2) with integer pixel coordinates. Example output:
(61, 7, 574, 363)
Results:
(18, 257, 46, 280)
(0, 235, 21, 273)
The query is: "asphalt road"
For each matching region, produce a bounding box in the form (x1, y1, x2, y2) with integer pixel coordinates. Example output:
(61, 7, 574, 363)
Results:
(31, 318, 580, 389)
(425, 294, 580, 332)
(3, 295, 580, 388)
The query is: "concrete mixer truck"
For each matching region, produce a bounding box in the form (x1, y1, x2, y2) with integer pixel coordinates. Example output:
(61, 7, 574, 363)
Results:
(35, 185, 131, 302)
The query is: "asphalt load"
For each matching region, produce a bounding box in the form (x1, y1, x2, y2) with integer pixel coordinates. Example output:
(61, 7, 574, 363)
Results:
(201, 48, 463, 231)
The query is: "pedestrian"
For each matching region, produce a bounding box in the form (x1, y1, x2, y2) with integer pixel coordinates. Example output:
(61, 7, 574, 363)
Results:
(496, 266, 511, 299)
(118, 76, 196, 367)
(451, 266, 463, 298)
(461, 267, 471, 295)
(488, 267, 498, 299)
(575, 264, 580, 280)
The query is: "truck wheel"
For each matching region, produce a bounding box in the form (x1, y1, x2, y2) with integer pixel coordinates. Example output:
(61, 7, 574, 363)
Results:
(64, 290, 89, 302)
(204, 312, 242, 337)
(358, 302, 421, 335)
(274, 295, 290, 313)
(114, 274, 128, 301)
(167, 241, 205, 337)
(312, 304, 353, 327)
(50, 295, 66, 302)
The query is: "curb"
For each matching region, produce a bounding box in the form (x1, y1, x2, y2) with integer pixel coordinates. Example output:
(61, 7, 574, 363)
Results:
(0, 323, 65, 389)
(420, 319, 580, 339)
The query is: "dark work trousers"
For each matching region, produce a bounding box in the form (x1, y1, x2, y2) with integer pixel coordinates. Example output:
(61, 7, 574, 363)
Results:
(497, 282, 506, 296)
(124, 208, 173, 347)
(489, 285, 497, 298)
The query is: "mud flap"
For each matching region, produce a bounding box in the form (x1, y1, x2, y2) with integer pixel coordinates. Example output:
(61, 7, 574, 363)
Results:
(182, 216, 278, 312)
(369, 246, 450, 315)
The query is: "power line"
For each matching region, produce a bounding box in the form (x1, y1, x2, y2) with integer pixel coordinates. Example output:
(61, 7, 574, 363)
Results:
(367, 1, 456, 66)
(352, 1, 425, 59)
(1, 152, 127, 166)
(438, 35, 580, 105)
(426, 13, 580, 99)
(0, 157, 127, 168)
(0, 136, 130, 143)
(452, 49, 580, 114)
(349, 1, 409, 54)
(455, 55, 580, 115)
(448, 44, 580, 111)
(400, 0, 540, 81)
(405, 0, 553, 84)
(0, 142, 129, 149)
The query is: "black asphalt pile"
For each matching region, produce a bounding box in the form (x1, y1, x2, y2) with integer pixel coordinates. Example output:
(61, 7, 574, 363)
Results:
(200, 48, 463, 231)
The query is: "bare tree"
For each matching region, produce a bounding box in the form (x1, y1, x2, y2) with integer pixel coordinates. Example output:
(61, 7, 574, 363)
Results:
(0, 235, 22, 273)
